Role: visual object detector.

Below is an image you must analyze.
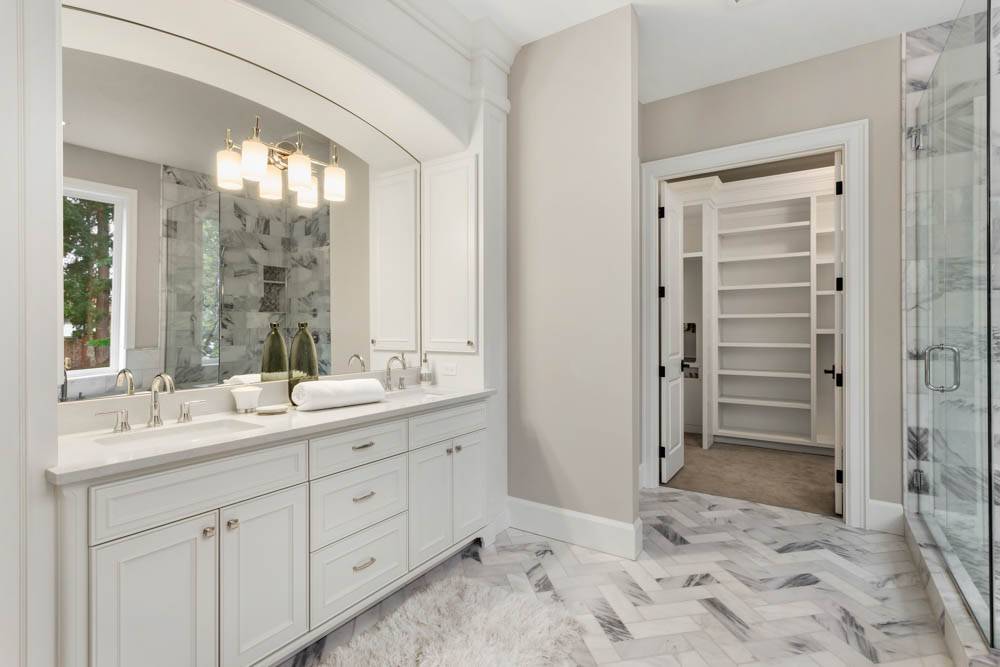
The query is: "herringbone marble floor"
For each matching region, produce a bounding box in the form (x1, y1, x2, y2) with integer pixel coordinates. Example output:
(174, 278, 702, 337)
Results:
(285, 488, 952, 666)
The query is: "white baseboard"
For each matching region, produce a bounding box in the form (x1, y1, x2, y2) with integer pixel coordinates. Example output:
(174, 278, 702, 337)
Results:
(867, 499, 904, 535)
(507, 496, 642, 560)
(481, 507, 510, 547)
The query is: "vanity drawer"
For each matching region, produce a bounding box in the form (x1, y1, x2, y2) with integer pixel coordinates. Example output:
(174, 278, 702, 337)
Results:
(90, 442, 307, 545)
(311, 454, 407, 550)
(310, 513, 407, 629)
(310, 420, 407, 478)
(409, 401, 487, 449)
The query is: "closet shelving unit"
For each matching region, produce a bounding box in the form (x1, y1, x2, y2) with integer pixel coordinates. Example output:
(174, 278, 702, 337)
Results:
(670, 167, 837, 451)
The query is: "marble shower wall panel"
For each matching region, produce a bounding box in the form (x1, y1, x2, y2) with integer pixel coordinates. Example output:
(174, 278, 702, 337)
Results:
(161, 165, 332, 384)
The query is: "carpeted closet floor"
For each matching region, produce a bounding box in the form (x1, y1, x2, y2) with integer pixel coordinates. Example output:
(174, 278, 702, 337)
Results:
(666, 433, 835, 516)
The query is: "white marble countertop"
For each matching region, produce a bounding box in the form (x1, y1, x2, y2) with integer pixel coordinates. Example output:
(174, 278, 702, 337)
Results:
(47, 387, 494, 486)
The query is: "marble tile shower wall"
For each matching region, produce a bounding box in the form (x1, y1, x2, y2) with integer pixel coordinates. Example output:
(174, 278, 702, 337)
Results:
(162, 165, 332, 386)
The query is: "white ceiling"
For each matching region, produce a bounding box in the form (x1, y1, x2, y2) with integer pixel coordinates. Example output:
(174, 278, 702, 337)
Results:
(448, 0, 966, 103)
(63, 49, 339, 175)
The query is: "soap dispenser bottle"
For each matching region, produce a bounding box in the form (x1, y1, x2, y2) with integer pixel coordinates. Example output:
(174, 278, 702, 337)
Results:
(419, 352, 433, 387)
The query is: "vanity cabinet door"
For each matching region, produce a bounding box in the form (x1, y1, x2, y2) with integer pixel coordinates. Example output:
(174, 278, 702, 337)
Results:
(220, 485, 308, 667)
(421, 153, 478, 353)
(408, 440, 453, 566)
(452, 430, 488, 541)
(91, 512, 218, 667)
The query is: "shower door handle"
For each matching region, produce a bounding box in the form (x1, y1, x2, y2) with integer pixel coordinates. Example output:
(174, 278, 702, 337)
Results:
(923, 344, 960, 392)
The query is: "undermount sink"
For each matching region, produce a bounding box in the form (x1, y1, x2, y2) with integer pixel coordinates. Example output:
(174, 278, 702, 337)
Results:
(94, 419, 264, 447)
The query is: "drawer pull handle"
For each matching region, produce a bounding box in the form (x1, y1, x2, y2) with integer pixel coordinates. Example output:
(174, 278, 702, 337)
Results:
(202, 526, 216, 538)
(227, 518, 240, 530)
(352, 490, 376, 503)
(353, 557, 376, 572)
(352, 441, 376, 451)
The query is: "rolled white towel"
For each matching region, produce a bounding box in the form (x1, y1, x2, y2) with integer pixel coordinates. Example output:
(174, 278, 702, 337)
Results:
(224, 373, 261, 385)
(292, 378, 386, 411)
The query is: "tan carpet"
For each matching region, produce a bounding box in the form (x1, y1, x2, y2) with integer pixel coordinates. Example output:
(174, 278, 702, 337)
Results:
(667, 433, 836, 516)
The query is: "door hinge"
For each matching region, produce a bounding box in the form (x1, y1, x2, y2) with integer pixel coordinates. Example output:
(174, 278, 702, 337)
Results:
(908, 126, 924, 152)
(659, 285, 665, 298)
(835, 181, 844, 196)
(835, 276, 843, 292)
(659, 365, 666, 378)
(836, 372, 843, 388)
(835, 469, 844, 484)
(659, 446, 666, 458)
(658, 205, 665, 219)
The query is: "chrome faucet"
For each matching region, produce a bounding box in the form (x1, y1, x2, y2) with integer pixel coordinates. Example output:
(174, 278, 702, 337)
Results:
(116, 368, 135, 395)
(348, 353, 367, 372)
(148, 373, 176, 427)
(384, 354, 407, 391)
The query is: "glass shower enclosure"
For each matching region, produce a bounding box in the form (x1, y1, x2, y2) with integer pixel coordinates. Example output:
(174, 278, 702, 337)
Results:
(905, 0, 994, 643)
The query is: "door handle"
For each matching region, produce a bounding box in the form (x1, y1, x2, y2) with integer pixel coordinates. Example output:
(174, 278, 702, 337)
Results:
(923, 344, 960, 392)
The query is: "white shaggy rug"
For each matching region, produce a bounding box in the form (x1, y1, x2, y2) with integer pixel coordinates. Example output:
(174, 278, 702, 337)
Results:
(319, 576, 583, 666)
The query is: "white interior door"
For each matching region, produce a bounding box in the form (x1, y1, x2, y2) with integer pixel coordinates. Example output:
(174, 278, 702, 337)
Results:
(833, 152, 845, 515)
(660, 183, 685, 483)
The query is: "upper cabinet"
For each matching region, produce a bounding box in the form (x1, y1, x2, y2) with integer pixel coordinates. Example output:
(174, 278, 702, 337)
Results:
(370, 166, 420, 352)
(421, 154, 479, 353)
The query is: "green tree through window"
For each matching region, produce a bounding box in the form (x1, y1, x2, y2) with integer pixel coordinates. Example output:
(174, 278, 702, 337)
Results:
(63, 195, 114, 371)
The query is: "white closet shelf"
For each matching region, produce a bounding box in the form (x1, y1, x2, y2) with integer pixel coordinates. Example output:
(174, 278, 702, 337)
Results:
(683, 251, 703, 259)
(816, 258, 835, 265)
(816, 290, 836, 296)
(816, 329, 840, 335)
(718, 313, 809, 319)
(717, 221, 810, 236)
(718, 282, 810, 291)
(714, 428, 815, 447)
(717, 369, 810, 379)
(718, 342, 810, 349)
(718, 396, 811, 410)
(718, 251, 810, 263)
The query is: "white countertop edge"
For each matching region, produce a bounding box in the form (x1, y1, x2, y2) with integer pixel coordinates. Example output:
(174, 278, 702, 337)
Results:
(47, 388, 495, 486)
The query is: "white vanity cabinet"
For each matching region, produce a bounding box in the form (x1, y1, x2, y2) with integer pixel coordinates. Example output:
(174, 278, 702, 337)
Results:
(60, 395, 492, 667)
(91, 512, 219, 667)
(220, 485, 309, 667)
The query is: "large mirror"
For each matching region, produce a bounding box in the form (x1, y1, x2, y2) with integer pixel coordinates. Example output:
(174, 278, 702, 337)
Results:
(59, 21, 420, 401)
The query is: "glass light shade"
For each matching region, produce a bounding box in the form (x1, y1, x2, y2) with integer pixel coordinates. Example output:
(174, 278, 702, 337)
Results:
(287, 151, 313, 192)
(240, 138, 268, 181)
(216, 148, 243, 190)
(297, 176, 319, 209)
(323, 164, 346, 202)
(259, 163, 283, 200)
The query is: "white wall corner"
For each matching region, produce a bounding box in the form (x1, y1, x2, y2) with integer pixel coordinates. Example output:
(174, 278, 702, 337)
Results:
(867, 499, 904, 536)
(507, 496, 642, 560)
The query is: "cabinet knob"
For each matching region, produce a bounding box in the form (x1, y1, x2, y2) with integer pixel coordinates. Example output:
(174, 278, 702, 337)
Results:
(446, 447, 454, 455)
(227, 518, 240, 530)
(202, 526, 216, 538)
(466, 340, 474, 347)
(455, 444, 463, 452)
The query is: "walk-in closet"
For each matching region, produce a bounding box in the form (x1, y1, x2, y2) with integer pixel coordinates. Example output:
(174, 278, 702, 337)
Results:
(660, 159, 844, 515)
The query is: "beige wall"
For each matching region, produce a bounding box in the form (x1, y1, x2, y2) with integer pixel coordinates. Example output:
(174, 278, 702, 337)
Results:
(63, 143, 162, 349)
(330, 148, 370, 373)
(641, 37, 903, 504)
(508, 6, 640, 524)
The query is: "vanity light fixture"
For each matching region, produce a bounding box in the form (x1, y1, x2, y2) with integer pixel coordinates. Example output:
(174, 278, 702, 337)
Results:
(240, 116, 268, 182)
(215, 117, 348, 207)
(216, 129, 243, 191)
(298, 176, 319, 209)
(323, 145, 347, 202)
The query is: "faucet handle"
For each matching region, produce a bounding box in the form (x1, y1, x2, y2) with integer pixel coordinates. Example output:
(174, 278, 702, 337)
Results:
(95, 409, 131, 433)
(178, 400, 207, 424)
